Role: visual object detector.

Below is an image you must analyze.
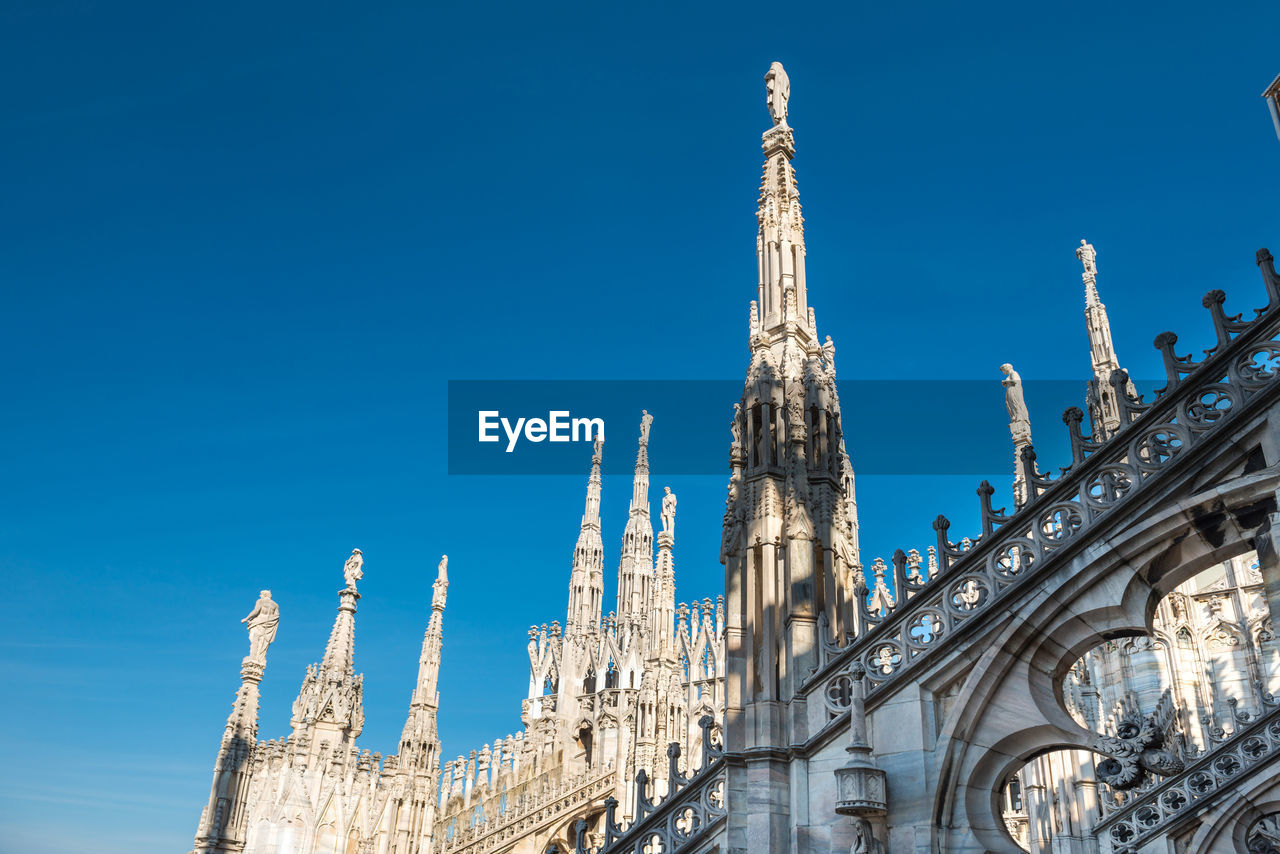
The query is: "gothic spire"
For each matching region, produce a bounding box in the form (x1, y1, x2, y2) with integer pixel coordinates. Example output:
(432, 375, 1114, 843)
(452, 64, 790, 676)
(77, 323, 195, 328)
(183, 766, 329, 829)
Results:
(566, 438, 605, 636)
(617, 412, 654, 628)
(320, 549, 362, 676)
(650, 487, 677, 656)
(192, 592, 278, 854)
(289, 549, 365, 751)
(1076, 239, 1132, 439)
(755, 61, 810, 342)
(399, 555, 449, 773)
(723, 72, 862, 841)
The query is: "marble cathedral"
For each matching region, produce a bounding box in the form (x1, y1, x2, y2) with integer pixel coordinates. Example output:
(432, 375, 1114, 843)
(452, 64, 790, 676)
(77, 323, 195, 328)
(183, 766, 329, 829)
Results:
(192, 64, 1280, 854)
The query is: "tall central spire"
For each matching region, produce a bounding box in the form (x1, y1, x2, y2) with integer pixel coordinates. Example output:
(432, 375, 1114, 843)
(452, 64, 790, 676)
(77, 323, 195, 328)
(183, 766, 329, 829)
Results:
(722, 65, 861, 852)
(755, 61, 811, 341)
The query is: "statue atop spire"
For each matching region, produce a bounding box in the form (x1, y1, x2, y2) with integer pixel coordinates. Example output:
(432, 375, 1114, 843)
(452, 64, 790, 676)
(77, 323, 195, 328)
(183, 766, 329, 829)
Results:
(765, 61, 790, 127)
(433, 555, 448, 607)
(242, 590, 279, 664)
(344, 548, 364, 591)
(1073, 238, 1132, 439)
(661, 486, 677, 536)
(1001, 363, 1031, 442)
(756, 62, 806, 337)
(1076, 239, 1098, 281)
(1001, 363, 1034, 506)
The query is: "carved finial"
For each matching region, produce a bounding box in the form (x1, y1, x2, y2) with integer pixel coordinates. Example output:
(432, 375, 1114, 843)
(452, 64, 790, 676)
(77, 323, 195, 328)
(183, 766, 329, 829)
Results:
(592, 435, 603, 465)
(765, 61, 790, 126)
(343, 548, 364, 590)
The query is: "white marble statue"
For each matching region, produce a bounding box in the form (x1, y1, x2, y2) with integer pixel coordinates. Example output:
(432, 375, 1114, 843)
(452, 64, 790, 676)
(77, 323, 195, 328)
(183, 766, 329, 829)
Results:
(242, 590, 279, 662)
(1001, 364, 1029, 427)
(438, 554, 448, 578)
(1076, 239, 1097, 278)
(823, 335, 836, 373)
(661, 486, 677, 536)
(639, 410, 653, 446)
(592, 435, 603, 465)
(765, 61, 790, 126)
(730, 402, 743, 448)
(344, 548, 364, 590)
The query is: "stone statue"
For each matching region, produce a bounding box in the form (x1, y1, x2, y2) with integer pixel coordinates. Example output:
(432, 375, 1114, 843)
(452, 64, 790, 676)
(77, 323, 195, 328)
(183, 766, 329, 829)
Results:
(344, 548, 364, 590)
(661, 486, 677, 535)
(822, 335, 836, 373)
(730, 402, 743, 448)
(592, 435, 602, 465)
(639, 410, 653, 446)
(1076, 239, 1097, 278)
(1001, 364, 1030, 432)
(851, 818, 875, 854)
(438, 554, 448, 579)
(242, 590, 279, 662)
(765, 61, 790, 126)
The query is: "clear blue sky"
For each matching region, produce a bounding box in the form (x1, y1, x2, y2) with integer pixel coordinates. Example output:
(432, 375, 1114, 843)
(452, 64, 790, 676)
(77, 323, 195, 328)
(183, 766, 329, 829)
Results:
(2, 2, 1278, 852)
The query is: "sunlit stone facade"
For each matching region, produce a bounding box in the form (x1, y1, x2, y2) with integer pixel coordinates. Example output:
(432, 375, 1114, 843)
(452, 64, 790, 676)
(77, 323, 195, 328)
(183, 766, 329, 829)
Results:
(191, 64, 1280, 854)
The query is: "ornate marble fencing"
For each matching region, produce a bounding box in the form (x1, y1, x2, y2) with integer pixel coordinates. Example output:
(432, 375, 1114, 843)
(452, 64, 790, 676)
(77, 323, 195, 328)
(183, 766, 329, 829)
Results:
(439, 769, 615, 854)
(810, 249, 1280, 723)
(1096, 698, 1280, 853)
(580, 716, 726, 854)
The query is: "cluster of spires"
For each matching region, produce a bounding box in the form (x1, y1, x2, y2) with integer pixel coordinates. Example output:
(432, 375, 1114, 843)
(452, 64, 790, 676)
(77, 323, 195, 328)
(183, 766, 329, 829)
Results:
(559, 411, 676, 646)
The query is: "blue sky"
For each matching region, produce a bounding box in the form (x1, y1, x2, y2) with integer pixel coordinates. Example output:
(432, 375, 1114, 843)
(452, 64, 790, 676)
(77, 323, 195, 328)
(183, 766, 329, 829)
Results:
(2, 1, 1279, 852)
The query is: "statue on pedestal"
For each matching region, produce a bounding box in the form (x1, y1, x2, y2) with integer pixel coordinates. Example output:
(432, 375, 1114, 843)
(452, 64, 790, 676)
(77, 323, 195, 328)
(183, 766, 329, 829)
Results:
(661, 487, 677, 536)
(1076, 239, 1098, 279)
(639, 410, 653, 446)
(1001, 363, 1031, 443)
(344, 548, 364, 590)
(242, 590, 279, 663)
(765, 61, 791, 126)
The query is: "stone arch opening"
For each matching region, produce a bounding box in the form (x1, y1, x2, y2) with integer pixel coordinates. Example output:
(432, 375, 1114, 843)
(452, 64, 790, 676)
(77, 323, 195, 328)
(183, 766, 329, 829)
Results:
(998, 552, 1278, 850)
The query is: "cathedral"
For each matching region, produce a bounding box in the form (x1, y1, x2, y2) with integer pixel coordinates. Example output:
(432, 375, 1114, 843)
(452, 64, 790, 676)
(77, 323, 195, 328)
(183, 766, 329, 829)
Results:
(191, 64, 1280, 854)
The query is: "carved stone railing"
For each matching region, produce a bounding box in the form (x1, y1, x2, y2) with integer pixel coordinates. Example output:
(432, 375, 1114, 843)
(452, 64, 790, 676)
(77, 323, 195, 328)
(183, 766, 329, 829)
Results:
(580, 715, 726, 854)
(809, 249, 1280, 720)
(439, 768, 615, 854)
(1096, 702, 1280, 853)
